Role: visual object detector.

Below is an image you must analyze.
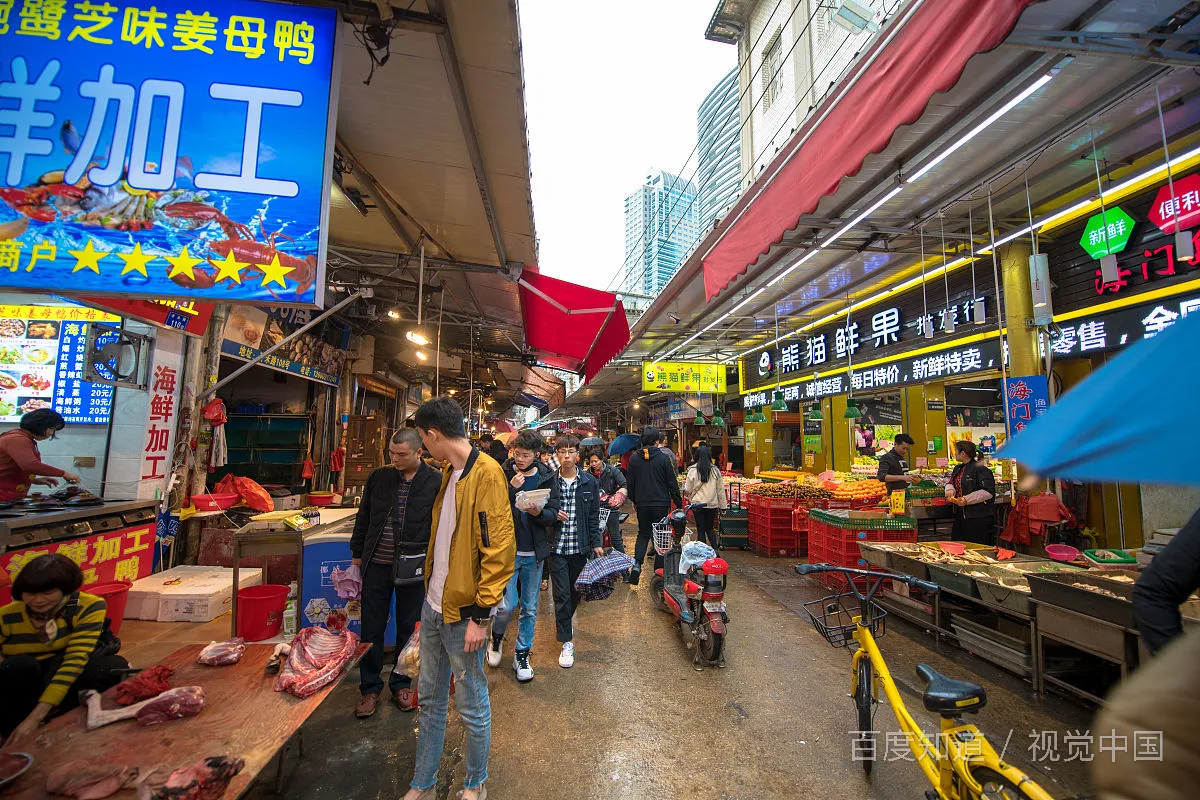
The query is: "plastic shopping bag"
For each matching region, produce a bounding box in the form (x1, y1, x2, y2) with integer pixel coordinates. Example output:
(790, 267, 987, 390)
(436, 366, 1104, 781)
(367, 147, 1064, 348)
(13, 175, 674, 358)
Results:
(395, 625, 420, 679)
(330, 564, 362, 600)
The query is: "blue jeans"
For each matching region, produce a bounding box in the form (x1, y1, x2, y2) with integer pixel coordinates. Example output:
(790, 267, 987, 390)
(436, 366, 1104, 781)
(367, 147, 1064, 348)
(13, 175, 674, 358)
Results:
(492, 553, 541, 652)
(411, 601, 491, 791)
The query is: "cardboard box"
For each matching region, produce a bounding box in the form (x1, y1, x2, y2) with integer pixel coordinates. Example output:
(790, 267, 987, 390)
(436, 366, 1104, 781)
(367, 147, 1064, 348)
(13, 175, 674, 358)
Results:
(126, 565, 263, 623)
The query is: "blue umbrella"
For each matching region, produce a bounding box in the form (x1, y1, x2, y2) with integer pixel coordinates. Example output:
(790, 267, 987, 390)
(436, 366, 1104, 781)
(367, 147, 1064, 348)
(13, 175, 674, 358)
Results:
(999, 308, 1200, 485)
(608, 432, 641, 457)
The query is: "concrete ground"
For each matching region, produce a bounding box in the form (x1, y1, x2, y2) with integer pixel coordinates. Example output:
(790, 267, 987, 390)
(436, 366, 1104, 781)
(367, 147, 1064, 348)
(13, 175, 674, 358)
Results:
(232, 541, 1098, 800)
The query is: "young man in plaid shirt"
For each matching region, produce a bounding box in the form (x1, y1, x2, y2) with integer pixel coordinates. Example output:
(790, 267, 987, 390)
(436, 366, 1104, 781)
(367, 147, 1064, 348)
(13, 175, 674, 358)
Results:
(544, 434, 603, 668)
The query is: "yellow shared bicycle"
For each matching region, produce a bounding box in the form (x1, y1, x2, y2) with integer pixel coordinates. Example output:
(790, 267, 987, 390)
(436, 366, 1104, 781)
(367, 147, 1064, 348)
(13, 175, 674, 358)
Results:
(795, 563, 1056, 800)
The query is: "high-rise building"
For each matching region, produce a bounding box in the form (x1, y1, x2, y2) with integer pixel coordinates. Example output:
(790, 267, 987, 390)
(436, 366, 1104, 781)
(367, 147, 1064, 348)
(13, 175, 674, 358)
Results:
(622, 170, 700, 298)
(697, 67, 741, 230)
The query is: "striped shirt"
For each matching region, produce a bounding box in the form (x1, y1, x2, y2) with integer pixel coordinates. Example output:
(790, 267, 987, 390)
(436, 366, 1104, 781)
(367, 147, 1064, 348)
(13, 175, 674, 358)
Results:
(372, 473, 413, 566)
(0, 592, 107, 706)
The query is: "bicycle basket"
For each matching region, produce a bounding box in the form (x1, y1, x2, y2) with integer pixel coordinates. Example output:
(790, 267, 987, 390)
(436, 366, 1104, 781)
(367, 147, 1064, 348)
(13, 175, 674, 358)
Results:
(652, 521, 674, 555)
(802, 592, 887, 648)
(598, 508, 611, 528)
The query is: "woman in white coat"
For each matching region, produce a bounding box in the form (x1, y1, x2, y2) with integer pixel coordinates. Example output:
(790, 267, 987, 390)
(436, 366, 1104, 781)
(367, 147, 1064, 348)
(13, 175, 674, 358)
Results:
(684, 446, 728, 549)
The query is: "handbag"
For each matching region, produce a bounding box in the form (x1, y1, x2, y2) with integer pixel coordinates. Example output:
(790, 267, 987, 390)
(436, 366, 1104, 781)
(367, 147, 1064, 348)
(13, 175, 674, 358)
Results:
(391, 548, 427, 587)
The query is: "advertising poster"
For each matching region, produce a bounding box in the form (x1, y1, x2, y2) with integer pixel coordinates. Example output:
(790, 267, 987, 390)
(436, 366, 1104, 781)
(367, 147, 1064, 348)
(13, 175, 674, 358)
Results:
(0, 303, 119, 423)
(1003, 375, 1051, 439)
(221, 306, 345, 385)
(0, 0, 339, 306)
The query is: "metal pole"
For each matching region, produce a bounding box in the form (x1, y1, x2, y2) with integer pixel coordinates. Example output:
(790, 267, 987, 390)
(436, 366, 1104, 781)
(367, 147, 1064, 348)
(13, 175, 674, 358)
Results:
(199, 291, 366, 400)
(468, 327, 475, 434)
(435, 287, 444, 395)
(417, 239, 425, 329)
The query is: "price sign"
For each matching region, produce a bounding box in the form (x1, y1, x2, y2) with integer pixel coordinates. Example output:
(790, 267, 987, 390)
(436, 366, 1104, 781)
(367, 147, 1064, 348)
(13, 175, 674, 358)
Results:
(936, 458, 949, 468)
(889, 490, 907, 516)
(915, 457, 928, 468)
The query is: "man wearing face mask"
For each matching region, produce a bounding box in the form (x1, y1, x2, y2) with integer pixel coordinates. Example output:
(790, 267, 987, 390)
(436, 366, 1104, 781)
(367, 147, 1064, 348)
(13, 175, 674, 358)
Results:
(350, 428, 441, 717)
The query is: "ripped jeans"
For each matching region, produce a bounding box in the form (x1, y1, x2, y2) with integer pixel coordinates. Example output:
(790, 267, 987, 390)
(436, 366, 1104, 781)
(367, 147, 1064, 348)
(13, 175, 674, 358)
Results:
(411, 601, 491, 791)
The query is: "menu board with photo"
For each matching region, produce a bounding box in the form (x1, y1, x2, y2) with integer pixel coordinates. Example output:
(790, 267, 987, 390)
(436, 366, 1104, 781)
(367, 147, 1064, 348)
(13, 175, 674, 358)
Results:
(0, 305, 120, 425)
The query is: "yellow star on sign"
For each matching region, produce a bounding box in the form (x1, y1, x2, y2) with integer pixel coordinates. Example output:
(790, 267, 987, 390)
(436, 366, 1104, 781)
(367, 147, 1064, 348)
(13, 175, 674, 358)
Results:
(212, 250, 248, 285)
(165, 246, 203, 281)
(117, 243, 156, 277)
(68, 240, 109, 274)
(259, 253, 294, 289)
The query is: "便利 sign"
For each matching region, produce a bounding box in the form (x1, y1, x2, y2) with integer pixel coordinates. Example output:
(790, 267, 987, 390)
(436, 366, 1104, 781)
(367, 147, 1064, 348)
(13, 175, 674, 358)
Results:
(1079, 207, 1136, 260)
(1003, 375, 1050, 438)
(1147, 173, 1200, 235)
(642, 361, 725, 393)
(0, 0, 339, 306)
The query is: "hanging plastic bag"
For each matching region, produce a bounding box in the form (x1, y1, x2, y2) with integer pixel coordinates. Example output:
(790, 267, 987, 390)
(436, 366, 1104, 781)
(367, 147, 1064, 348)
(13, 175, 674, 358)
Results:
(232, 475, 274, 512)
(395, 626, 420, 679)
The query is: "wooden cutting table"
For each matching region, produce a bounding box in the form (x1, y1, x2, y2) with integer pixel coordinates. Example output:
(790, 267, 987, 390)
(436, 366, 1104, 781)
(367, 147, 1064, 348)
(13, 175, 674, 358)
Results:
(10, 641, 367, 798)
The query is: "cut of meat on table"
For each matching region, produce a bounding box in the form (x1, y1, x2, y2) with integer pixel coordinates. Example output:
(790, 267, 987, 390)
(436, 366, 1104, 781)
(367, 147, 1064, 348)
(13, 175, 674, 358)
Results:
(45, 760, 139, 799)
(135, 756, 245, 800)
(195, 638, 246, 666)
(115, 665, 175, 705)
(81, 687, 206, 731)
(274, 627, 360, 699)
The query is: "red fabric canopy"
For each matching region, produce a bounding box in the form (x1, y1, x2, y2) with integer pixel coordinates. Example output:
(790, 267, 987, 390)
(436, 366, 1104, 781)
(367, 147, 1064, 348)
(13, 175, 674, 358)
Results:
(518, 270, 630, 382)
(702, 0, 1038, 300)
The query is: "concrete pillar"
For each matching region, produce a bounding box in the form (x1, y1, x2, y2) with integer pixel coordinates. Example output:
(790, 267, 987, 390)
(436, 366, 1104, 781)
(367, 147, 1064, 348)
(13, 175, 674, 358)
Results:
(999, 241, 1039, 378)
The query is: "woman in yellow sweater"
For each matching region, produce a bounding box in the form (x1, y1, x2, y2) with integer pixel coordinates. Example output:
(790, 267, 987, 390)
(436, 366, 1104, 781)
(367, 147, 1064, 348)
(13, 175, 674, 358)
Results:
(0, 554, 129, 746)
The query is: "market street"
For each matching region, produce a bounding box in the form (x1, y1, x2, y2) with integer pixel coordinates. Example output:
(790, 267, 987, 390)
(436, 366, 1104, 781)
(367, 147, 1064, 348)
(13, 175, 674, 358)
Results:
(250, 546, 1093, 800)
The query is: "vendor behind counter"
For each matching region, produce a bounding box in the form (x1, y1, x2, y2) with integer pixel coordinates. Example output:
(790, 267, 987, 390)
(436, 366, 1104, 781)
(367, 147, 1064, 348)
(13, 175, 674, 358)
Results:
(0, 409, 81, 502)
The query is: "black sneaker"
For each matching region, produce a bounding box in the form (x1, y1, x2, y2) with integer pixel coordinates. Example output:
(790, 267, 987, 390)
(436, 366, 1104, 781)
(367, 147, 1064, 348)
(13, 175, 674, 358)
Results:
(629, 566, 641, 586)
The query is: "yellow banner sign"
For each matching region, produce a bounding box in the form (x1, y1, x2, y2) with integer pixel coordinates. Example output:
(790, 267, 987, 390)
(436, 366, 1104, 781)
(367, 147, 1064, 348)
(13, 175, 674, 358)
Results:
(642, 361, 726, 393)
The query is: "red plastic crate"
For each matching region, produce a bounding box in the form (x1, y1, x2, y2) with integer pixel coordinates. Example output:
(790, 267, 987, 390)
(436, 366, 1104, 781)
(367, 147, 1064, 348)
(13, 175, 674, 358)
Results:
(820, 496, 885, 510)
(749, 494, 798, 511)
(751, 539, 800, 558)
(820, 529, 917, 562)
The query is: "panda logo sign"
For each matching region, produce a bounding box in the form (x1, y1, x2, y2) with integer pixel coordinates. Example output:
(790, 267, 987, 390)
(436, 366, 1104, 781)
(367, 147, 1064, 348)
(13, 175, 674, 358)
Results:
(757, 351, 774, 378)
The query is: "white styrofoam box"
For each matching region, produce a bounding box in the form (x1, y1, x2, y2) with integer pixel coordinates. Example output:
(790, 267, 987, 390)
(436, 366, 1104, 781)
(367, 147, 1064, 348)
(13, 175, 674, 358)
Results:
(273, 494, 304, 511)
(126, 565, 263, 623)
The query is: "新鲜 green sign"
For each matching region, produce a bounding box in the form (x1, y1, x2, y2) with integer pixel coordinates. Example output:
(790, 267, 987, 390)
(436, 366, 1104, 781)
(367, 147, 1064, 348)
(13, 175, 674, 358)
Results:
(1079, 207, 1136, 260)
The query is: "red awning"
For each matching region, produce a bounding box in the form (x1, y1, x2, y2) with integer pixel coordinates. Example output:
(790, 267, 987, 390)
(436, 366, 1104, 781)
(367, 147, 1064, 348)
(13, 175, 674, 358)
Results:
(702, 0, 1037, 300)
(518, 270, 630, 381)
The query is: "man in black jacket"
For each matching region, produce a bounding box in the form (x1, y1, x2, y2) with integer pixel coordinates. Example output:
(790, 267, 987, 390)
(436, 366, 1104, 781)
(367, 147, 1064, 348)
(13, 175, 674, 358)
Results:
(350, 428, 441, 717)
(544, 434, 603, 669)
(625, 425, 683, 585)
(1133, 506, 1200, 654)
(486, 430, 557, 681)
(587, 452, 628, 553)
(480, 432, 508, 465)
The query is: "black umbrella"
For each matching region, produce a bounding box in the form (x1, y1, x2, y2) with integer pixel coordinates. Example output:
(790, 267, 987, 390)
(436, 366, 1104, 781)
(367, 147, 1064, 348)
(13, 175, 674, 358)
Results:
(580, 436, 604, 447)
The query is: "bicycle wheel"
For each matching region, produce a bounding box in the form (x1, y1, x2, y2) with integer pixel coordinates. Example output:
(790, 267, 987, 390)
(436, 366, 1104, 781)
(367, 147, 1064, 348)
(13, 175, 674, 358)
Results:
(854, 657, 875, 776)
(968, 766, 1045, 800)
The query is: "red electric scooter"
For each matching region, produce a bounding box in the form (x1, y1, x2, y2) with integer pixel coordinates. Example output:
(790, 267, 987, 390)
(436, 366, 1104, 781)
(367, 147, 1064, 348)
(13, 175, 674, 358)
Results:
(649, 503, 729, 669)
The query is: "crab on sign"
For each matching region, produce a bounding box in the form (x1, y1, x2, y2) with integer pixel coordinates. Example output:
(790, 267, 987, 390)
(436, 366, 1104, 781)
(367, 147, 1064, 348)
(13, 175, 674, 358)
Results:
(1148, 174, 1200, 235)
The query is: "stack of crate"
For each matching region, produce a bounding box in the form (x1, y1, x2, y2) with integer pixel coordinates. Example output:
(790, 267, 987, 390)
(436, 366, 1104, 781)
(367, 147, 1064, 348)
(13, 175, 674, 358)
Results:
(807, 508, 918, 591)
(748, 494, 801, 557)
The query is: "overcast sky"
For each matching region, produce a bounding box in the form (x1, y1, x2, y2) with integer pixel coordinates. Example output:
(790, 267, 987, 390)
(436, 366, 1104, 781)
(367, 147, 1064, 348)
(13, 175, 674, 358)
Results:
(519, 1, 737, 290)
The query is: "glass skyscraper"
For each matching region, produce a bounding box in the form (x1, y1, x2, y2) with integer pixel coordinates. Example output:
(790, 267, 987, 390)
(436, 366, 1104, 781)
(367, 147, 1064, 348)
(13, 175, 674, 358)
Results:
(622, 170, 700, 298)
(697, 67, 741, 231)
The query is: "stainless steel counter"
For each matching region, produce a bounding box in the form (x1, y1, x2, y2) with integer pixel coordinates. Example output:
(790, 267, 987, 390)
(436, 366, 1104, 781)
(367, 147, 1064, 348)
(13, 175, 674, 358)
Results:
(0, 500, 158, 551)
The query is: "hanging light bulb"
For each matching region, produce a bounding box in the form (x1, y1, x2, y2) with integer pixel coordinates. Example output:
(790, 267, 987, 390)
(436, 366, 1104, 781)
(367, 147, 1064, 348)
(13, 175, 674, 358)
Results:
(1099, 254, 1120, 283)
(694, 411, 708, 426)
(771, 390, 788, 411)
(844, 397, 863, 419)
(1156, 85, 1196, 263)
(709, 408, 725, 427)
(807, 402, 824, 422)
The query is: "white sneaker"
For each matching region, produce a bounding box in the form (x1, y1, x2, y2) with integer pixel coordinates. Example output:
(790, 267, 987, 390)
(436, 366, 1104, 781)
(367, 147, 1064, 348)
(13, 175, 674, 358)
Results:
(485, 634, 503, 668)
(558, 641, 575, 668)
(514, 650, 534, 682)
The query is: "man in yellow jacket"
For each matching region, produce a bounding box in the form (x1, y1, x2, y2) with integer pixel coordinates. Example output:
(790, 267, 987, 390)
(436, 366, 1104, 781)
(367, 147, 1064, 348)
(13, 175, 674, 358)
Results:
(403, 397, 514, 800)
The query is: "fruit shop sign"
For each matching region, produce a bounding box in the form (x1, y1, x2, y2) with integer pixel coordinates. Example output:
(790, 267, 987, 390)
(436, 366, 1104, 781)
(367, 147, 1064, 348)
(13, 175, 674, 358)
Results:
(0, 0, 339, 307)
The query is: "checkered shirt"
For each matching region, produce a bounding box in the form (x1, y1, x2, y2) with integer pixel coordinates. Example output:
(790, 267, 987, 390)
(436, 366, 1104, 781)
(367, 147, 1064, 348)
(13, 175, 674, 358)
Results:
(555, 473, 581, 555)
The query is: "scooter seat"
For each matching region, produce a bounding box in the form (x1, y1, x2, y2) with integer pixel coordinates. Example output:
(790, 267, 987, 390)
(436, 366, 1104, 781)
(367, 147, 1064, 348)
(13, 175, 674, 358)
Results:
(665, 584, 693, 622)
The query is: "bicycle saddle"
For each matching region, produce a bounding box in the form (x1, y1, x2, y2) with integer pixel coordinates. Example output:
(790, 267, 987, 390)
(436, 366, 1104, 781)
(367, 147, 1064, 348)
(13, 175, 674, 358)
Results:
(916, 663, 987, 716)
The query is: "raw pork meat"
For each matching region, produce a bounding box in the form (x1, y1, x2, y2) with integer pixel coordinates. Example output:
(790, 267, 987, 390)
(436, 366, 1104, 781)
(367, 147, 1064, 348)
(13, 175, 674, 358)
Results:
(81, 687, 205, 730)
(196, 638, 246, 666)
(115, 665, 175, 705)
(45, 760, 138, 799)
(274, 626, 359, 698)
(136, 757, 244, 800)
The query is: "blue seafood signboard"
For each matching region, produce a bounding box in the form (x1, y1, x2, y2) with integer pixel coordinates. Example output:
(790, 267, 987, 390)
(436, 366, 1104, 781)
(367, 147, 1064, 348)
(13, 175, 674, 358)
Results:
(0, 0, 339, 306)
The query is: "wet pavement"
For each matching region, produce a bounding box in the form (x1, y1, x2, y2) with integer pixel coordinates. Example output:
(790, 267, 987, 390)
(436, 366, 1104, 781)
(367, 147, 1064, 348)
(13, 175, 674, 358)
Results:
(248, 542, 1097, 800)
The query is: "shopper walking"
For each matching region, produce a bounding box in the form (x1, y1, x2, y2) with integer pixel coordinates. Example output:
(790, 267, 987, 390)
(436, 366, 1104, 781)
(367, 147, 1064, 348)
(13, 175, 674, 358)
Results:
(350, 428, 440, 717)
(944, 440, 996, 545)
(480, 432, 509, 465)
(487, 430, 556, 681)
(403, 398, 514, 800)
(625, 426, 683, 586)
(544, 435, 603, 668)
(684, 446, 727, 549)
(587, 452, 628, 553)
